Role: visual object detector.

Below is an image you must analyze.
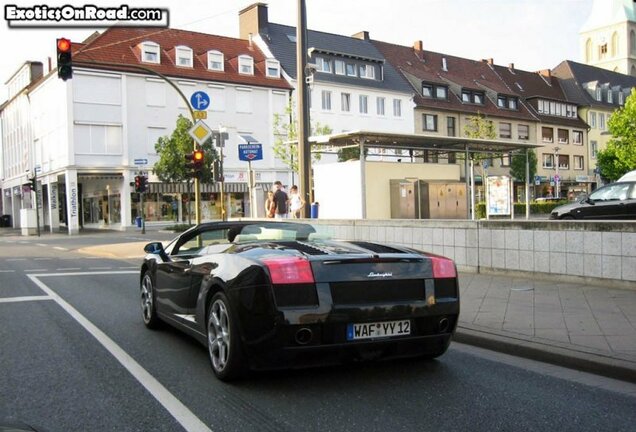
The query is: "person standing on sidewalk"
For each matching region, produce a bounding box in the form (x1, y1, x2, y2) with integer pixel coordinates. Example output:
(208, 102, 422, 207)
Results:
(273, 181, 289, 219)
(289, 185, 305, 219)
(265, 191, 276, 218)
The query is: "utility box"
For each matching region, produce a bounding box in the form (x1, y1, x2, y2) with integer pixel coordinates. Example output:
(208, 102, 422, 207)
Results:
(390, 180, 467, 219)
(20, 208, 37, 235)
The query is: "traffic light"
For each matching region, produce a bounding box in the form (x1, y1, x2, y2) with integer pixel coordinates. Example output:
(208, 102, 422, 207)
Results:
(212, 159, 222, 182)
(134, 175, 141, 192)
(57, 37, 73, 81)
(27, 176, 37, 191)
(139, 175, 147, 193)
(185, 149, 205, 177)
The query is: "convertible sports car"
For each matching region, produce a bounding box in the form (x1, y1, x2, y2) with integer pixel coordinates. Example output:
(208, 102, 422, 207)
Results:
(140, 221, 460, 380)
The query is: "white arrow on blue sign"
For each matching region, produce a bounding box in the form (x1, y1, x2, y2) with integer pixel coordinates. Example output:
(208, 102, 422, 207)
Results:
(190, 91, 210, 110)
(134, 158, 148, 165)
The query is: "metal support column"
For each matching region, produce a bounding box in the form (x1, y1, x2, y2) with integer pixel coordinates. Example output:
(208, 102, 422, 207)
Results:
(464, 145, 470, 219)
(525, 149, 530, 220)
(296, 0, 311, 217)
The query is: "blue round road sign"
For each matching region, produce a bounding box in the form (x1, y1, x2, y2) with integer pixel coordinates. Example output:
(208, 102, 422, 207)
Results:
(190, 91, 210, 110)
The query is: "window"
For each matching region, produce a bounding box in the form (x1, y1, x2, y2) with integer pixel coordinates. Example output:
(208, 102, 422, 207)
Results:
(447, 117, 456, 137)
(423, 83, 448, 99)
(542, 127, 554, 143)
(448, 152, 456, 164)
(435, 86, 448, 99)
(596, 88, 602, 101)
(141, 41, 160, 64)
(207, 50, 224, 71)
(499, 122, 511, 139)
(266, 59, 280, 78)
(518, 124, 529, 140)
(599, 113, 606, 130)
(600, 43, 608, 56)
(175, 46, 193, 67)
(423, 114, 438, 131)
(393, 99, 402, 117)
(422, 84, 433, 98)
(542, 153, 555, 168)
(591, 140, 598, 158)
(462, 89, 485, 104)
(586, 38, 592, 62)
(346, 63, 357, 76)
(359, 95, 368, 114)
(501, 153, 511, 167)
(359, 64, 375, 79)
(558, 155, 569, 169)
(497, 95, 518, 110)
(608, 90, 613, 104)
(619, 92, 625, 105)
(316, 57, 332, 73)
(334, 60, 345, 75)
(238, 55, 254, 75)
(376, 97, 385, 116)
(558, 129, 569, 144)
(589, 111, 597, 128)
(321, 90, 332, 111)
(423, 150, 439, 163)
(573, 130, 583, 145)
(574, 155, 584, 170)
(341, 93, 351, 112)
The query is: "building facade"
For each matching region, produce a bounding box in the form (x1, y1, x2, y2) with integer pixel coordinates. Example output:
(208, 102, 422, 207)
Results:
(1, 27, 291, 233)
(580, 0, 636, 76)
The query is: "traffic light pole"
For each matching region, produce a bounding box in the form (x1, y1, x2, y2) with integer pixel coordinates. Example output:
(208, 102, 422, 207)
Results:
(140, 191, 146, 234)
(32, 170, 41, 237)
(195, 150, 201, 225)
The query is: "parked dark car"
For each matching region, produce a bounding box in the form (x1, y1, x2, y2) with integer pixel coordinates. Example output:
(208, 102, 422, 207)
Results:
(550, 181, 636, 220)
(139, 221, 459, 380)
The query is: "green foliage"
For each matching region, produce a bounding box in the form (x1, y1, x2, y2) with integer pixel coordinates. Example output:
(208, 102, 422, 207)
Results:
(509, 150, 538, 182)
(337, 146, 367, 162)
(474, 200, 567, 219)
(272, 103, 332, 172)
(463, 113, 499, 170)
(597, 89, 636, 180)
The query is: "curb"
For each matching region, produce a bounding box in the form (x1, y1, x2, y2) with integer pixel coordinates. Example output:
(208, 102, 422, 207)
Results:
(454, 325, 636, 384)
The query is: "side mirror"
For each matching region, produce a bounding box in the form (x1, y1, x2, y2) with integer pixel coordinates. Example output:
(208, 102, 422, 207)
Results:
(585, 197, 594, 205)
(144, 242, 164, 254)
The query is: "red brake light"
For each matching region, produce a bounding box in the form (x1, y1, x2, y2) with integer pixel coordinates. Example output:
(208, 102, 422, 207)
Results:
(263, 257, 314, 284)
(427, 255, 457, 278)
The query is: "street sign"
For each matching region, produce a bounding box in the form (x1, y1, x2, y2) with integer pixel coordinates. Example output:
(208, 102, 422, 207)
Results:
(134, 158, 148, 165)
(238, 143, 263, 161)
(190, 91, 210, 110)
(193, 110, 207, 120)
(188, 120, 213, 145)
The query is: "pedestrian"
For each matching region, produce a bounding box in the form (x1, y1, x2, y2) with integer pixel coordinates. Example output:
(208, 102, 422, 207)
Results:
(272, 181, 289, 219)
(265, 191, 276, 218)
(289, 185, 305, 218)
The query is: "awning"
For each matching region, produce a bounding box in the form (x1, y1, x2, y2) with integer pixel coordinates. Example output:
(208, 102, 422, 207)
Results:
(147, 182, 271, 194)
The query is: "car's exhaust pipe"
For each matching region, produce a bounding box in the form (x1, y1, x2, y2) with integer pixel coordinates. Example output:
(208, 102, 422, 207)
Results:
(438, 317, 450, 333)
(295, 328, 313, 345)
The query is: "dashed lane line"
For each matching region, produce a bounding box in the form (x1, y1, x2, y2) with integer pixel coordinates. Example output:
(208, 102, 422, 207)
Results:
(89, 267, 112, 270)
(36, 243, 47, 247)
(6, 258, 26, 261)
(28, 272, 212, 432)
(53, 247, 68, 251)
(0, 295, 53, 304)
(24, 269, 48, 272)
(0, 270, 16, 273)
(56, 268, 82, 271)
(34, 258, 51, 261)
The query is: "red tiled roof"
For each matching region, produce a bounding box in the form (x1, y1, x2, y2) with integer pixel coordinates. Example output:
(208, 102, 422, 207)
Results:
(72, 27, 291, 90)
(372, 40, 537, 122)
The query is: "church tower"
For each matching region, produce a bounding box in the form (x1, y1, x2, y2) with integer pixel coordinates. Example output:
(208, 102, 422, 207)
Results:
(580, 0, 636, 76)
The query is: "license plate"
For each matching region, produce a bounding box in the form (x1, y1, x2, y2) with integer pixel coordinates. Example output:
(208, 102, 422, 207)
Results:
(346, 320, 411, 341)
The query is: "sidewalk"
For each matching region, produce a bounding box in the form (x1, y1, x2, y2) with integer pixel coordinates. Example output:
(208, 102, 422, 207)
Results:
(74, 239, 636, 383)
(456, 272, 636, 383)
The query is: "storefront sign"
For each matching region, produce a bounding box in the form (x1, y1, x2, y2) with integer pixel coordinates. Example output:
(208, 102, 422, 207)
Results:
(50, 184, 58, 210)
(70, 182, 78, 218)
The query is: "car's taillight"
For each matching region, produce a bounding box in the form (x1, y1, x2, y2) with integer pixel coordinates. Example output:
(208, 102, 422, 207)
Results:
(263, 257, 315, 284)
(426, 255, 457, 278)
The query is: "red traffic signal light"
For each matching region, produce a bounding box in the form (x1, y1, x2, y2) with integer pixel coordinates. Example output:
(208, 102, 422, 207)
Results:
(193, 150, 204, 162)
(185, 149, 205, 177)
(57, 37, 73, 81)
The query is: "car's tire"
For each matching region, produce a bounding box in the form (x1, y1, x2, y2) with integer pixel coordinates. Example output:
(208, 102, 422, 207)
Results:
(560, 215, 575, 220)
(207, 292, 246, 381)
(140, 271, 161, 329)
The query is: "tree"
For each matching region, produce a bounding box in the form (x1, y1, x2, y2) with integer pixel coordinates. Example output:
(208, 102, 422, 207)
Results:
(153, 115, 219, 224)
(272, 103, 332, 174)
(596, 88, 636, 181)
(509, 149, 537, 182)
(462, 113, 499, 173)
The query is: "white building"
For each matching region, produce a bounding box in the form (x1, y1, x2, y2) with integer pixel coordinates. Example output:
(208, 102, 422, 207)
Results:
(1, 28, 292, 233)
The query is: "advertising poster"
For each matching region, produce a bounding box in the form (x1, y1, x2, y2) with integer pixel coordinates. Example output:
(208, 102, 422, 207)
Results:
(487, 176, 511, 216)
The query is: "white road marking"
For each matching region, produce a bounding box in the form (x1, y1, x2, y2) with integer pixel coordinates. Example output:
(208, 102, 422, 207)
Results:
(28, 272, 212, 432)
(53, 246, 68, 251)
(0, 295, 53, 304)
(34, 258, 51, 261)
(118, 266, 139, 270)
(36, 243, 47, 247)
(89, 267, 112, 270)
(6, 258, 26, 261)
(25, 269, 48, 272)
(0, 270, 16, 273)
(56, 268, 82, 271)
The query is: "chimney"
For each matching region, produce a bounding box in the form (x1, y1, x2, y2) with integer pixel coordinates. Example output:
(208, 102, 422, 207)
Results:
(538, 69, 551, 78)
(239, 3, 269, 40)
(351, 31, 370, 41)
(413, 40, 423, 52)
(480, 58, 494, 65)
(508, 63, 514, 70)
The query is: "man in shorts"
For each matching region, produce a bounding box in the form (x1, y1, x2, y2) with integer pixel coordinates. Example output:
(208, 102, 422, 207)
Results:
(273, 181, 289, 219)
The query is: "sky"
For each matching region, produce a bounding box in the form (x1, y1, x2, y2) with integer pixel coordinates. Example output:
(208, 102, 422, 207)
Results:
(1, 0, 595, 99)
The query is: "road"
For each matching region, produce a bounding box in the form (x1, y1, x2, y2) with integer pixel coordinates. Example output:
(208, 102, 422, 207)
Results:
(1, 231, 635, 432)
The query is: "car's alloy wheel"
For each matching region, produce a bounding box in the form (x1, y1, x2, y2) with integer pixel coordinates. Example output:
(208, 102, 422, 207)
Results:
(141, 272, 160, 329)
(207, 292, 244, 380)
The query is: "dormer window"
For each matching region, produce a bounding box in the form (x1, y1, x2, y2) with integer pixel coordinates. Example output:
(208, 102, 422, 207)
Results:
(316, 57, 332, 73)
(596, 88, 602, 101)
(266, 59, 280, 78)
(175, 46, 193, 68)
(423, 83, 448, 100)
(346, 63, 356, 77)
(497, 95, 518, 110)
(141, 41, 160, 64)
(462, 89, 484, 105)
(207, 50, 224, 71)
(238, 55, 254, 75)
(608, 90, 613, 104)
(619, 92, 625, 105)
(359, 64, 375, 79)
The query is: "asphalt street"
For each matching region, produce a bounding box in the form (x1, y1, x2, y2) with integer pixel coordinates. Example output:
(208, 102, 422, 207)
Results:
(1, 231, 636, 432)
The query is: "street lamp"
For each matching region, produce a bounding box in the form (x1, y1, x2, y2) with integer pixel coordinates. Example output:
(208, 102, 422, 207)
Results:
(553, 146, 560, 199)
